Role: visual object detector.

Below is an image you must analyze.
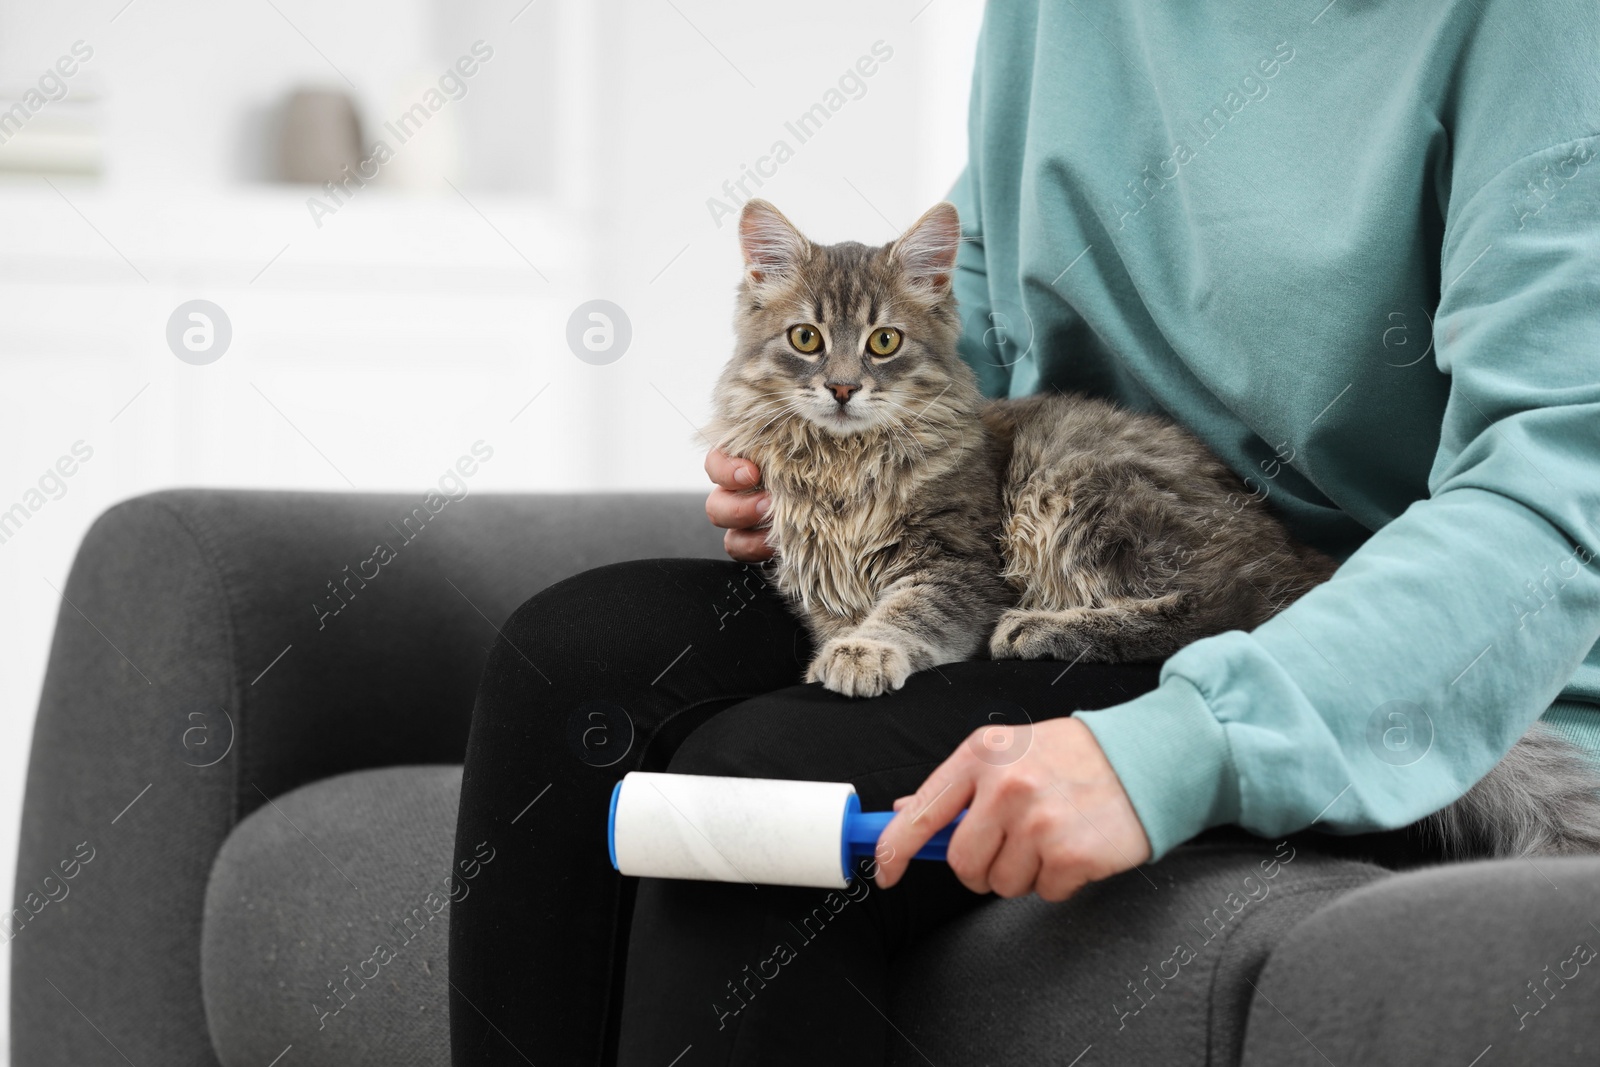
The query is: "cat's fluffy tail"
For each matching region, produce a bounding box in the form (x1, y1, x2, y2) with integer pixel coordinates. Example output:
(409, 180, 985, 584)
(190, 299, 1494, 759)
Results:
(1421, 724, 1600, 858)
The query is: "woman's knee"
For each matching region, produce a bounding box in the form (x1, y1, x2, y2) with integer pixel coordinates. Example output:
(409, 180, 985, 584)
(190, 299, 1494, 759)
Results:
(665, 687, 836, 780)
(502, 558, 741, 642)
(468, 557, 807, 761)
(485, 557, 770, 682)
(466, 560, 742, 732)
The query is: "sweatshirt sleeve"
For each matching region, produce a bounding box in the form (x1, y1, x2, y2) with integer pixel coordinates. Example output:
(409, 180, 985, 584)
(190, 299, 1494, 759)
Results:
(947, 163, 1011, 399)
(949, 165, 1003, 396)
(947, 16, 1012, 400)
(1077, 130, 1600, 859)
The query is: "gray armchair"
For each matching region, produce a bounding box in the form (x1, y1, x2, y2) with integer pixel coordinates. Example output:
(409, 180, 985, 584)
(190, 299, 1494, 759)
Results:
(13, 490, 1600, 1066)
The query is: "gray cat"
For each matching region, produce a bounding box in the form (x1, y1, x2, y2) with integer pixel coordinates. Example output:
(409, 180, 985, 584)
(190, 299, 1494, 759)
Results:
(709, 197, 1600, 858)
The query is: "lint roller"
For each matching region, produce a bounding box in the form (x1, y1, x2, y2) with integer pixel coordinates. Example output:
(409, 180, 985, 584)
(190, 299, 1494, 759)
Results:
(607, 771, 965, 889)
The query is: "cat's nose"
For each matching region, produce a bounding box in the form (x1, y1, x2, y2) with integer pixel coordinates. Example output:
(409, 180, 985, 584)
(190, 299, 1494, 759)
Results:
(826, 381, 861, 405)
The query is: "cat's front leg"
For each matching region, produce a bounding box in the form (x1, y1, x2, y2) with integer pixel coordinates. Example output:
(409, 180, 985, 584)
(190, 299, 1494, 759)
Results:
(807, 635, 918, 698)
(989, 594, 1191, 663)
(807, 567, 1004, 698)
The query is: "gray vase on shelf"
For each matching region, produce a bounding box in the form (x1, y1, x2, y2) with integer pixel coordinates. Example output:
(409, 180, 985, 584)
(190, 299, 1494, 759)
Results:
(278, 88, 363, 184)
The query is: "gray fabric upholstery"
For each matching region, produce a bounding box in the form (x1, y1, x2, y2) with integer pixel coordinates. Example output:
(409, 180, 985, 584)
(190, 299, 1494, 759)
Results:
(11, 490, 718, 1067)
(203, 766, 465, 1066)
(1238, 855, 1600, 1065)
(887, 838, 1387, 1065)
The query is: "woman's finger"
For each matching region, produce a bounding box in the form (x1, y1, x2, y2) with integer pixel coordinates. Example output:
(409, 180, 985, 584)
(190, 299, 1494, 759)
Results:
(944, 813, 1006, 895)
(1033, 836, 1093, 903)
(941, 762, 1035, 895)
(723, 527, 775, 563)
(874, 763, 977, 889)
(983, 832, 1043, 900)
(706, 486, 770, 531)
(704, 448, 760, 491)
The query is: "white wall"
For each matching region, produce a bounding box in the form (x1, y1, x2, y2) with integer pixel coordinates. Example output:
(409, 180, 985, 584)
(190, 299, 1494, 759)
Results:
(0, 0, 983, 1056)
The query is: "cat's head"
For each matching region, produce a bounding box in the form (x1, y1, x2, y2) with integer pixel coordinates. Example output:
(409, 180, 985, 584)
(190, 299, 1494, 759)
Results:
(716, 199, 980, 443)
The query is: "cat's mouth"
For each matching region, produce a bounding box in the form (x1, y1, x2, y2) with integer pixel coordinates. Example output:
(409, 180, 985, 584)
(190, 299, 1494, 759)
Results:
(807, 401, 876, 435)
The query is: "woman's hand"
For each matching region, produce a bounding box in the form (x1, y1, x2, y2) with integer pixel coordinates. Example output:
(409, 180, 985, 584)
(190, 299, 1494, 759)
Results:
(705, 447, 773, 562)
(873, 717, 1150, 901)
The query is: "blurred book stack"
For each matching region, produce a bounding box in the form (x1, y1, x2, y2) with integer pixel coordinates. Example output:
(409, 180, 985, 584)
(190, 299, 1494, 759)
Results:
(0, 81, 104, 178)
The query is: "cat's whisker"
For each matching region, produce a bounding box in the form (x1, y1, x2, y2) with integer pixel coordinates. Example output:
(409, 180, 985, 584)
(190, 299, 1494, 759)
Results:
(908, 417, 950, 449)
(745, 396, 810, 438)
(882, 400, 947, 454)
(739, 396, 797, 421)
(883, 419, 930, 465)
(904, 382, 955, 428)
(735, 391, 804, 418)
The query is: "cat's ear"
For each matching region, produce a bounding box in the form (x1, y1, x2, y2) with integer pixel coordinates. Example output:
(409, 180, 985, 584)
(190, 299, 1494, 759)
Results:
(739, 199, 810, 284)
(890, 201, 961, 290)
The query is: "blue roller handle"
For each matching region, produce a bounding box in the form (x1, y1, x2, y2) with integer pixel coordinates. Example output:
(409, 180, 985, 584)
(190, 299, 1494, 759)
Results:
(842, 797, 965, 863)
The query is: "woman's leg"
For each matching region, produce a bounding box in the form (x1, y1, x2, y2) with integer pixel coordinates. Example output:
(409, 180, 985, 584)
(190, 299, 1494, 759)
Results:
(615, 659, 1165, 1067)
(448, 558, 812, 1066)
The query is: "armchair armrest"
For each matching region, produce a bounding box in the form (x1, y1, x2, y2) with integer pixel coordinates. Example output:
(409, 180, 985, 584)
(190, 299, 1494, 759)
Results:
(10, 488, 717, 1066)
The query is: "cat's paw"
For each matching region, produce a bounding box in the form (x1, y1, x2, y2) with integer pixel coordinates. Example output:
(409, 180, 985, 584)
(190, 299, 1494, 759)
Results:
(806, 638, 915, 698)
(989, 608, 1092, 661)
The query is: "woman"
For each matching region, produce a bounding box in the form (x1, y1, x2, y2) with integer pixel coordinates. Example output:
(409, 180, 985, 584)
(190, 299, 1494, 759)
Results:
(450, 1, 1600, 1063)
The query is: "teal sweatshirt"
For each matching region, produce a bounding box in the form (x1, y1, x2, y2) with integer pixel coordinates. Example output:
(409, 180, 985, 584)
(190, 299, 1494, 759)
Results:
(950, 0, 1600, 859)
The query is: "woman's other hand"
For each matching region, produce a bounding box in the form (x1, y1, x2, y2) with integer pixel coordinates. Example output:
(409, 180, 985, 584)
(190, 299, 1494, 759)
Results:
(705, 447, 773, 562)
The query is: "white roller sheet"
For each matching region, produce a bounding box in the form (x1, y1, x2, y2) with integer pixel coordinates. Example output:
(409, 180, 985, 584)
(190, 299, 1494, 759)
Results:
(612, 772, 856, 889)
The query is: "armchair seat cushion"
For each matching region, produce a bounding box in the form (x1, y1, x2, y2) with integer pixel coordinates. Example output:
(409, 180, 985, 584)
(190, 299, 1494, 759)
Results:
(202, 766, 464, 1067)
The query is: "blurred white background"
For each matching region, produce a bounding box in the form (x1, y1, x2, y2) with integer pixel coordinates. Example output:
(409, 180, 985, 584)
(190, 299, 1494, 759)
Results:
(0, 0, 983, 1053)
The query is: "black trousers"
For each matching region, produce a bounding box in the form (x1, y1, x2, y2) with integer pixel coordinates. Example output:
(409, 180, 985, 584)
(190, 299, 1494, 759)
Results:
(446, 558, 1162, 1065)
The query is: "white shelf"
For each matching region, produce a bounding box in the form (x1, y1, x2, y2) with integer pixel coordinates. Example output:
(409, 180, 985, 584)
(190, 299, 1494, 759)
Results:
(0, 183, 583, 291)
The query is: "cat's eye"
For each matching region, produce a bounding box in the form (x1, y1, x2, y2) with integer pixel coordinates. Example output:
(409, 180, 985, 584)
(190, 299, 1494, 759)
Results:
(788, 324, 822, 354)
(867, 327, 903, 358)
